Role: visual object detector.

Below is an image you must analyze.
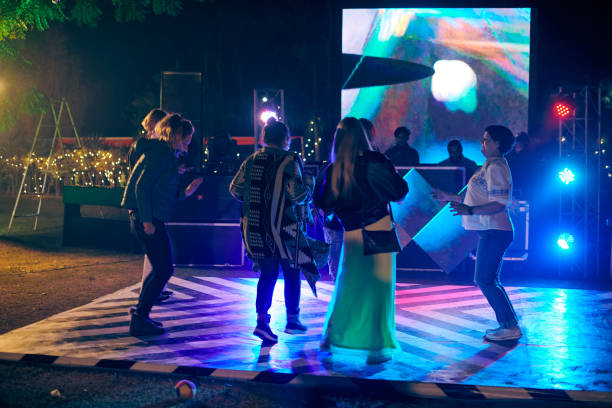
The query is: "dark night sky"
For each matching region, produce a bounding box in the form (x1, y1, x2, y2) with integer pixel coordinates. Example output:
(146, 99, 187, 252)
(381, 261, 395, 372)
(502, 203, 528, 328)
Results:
(30, 1, 612, 141)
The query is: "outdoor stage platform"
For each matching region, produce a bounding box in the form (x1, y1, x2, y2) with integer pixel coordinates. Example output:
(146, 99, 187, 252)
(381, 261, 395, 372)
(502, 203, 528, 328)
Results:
(0, 269, 611, 404)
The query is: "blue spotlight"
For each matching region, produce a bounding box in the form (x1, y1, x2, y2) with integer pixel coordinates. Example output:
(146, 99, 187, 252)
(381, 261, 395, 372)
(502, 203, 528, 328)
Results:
(557, 233, 574, 250)
(558, 168, 575, 184)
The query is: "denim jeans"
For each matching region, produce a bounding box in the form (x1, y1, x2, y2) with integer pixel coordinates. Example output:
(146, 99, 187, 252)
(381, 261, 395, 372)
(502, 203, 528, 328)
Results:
(256, 258, 301, 319)
(130, 213, 174, 317)
(474, 229, 518, 328)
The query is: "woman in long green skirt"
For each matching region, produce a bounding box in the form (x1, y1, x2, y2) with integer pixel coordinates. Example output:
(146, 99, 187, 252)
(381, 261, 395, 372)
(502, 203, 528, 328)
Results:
(314, 117, 408, 364)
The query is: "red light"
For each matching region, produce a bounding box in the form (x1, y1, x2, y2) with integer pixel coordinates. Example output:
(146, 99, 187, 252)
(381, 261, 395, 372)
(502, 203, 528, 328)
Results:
(554, 102, 571, 118)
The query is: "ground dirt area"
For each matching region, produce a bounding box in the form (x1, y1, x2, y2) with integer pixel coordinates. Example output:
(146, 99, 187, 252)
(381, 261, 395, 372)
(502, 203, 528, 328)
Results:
(0, 195, 142, 335)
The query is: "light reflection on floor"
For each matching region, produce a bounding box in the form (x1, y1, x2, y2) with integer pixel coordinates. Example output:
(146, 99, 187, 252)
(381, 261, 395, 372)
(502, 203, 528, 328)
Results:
(0, 274, 610, 392)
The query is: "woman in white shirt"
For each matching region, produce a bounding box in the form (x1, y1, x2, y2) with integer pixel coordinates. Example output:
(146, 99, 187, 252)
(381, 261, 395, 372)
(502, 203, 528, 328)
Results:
(433, 125, 521, 342)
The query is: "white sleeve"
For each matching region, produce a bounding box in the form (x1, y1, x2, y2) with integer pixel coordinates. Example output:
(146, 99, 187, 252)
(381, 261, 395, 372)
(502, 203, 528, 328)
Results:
(485, 161, 512, 205)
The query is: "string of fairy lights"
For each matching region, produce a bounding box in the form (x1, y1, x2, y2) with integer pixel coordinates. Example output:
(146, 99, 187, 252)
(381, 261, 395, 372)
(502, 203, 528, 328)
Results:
(0, 149, 129, 194)
(596, 137, 610, 179)
(0, 117, 329, 195)
(303, 117, 322, 161)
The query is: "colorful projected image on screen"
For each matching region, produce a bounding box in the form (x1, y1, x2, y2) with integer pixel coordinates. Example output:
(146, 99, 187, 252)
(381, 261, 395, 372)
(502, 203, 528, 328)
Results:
(342, 8, 531, 164)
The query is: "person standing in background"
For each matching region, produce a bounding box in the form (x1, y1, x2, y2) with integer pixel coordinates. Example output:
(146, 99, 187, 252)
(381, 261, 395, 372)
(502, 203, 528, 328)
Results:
(385, 126, 419, 167)
(438, 139, 479, 181)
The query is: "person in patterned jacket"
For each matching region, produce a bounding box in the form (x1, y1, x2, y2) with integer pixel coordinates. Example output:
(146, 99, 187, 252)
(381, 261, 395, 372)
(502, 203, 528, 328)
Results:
(230, 120, 316, 344)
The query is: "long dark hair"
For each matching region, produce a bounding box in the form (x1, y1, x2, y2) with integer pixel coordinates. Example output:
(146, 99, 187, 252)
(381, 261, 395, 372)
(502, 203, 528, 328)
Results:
(330, 117, 372, 198)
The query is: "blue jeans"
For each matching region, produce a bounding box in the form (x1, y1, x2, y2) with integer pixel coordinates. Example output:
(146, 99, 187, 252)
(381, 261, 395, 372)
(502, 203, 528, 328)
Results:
(474, 229, 518, 328)
(256, 258, 301, 319)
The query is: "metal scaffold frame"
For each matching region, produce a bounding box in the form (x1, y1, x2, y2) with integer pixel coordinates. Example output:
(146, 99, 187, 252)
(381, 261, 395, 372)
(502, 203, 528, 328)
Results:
(7, 98, 85, 232)
(557, 85, 602, 278)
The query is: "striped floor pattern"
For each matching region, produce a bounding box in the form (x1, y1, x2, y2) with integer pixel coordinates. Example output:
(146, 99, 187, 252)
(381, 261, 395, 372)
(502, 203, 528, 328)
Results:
(0, 273, 610, 393)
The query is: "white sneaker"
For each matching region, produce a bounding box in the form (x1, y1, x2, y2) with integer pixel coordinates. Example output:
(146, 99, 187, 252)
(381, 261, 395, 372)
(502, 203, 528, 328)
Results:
(486, 326, 502, 334)
(485, 326, 522, 341)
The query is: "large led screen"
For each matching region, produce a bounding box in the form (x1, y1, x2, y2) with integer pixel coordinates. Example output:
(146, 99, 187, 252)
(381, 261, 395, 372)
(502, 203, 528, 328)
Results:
(342, 8, 531, 164)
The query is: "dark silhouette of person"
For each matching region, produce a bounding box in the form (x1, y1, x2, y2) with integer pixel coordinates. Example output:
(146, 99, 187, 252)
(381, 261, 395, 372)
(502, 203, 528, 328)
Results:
(505, 132, 531, 199)
(438, 139, 479, 182)
(208, 129, 239, 175)
(384, 126, 419, 167)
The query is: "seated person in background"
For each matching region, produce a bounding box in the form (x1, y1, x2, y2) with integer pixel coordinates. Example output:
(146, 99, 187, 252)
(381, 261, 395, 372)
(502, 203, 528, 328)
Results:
(384, 126, 419, 167)
(505, 132, 531, 199)
(438, 139, 479, 181)
(207, 129, 239, 175)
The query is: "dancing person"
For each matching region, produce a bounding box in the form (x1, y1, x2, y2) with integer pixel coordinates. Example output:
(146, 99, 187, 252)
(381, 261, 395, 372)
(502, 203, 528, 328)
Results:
(385, 126, 419, 167)
(122, 114, 203, 336)
(229, 120, 314, 344)
(433, 125, 521, 342)
(438, 139, 479, 181)
(318, 117, 381, 280)
(127, 108, 175, 303)
(314, 117, 408, 364)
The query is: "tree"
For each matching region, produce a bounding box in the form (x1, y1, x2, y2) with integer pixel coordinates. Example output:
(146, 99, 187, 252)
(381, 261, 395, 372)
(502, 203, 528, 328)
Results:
(0, 0, 208, 135)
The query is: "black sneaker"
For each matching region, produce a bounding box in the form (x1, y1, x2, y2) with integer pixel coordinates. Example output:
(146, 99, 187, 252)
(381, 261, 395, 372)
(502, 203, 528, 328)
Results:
(161, 290, 174, 297)
(285, 321, 307, 334)
(253, 323, 278, 343)
(129, 307, 162, 327)
(129, 312, 166, 336)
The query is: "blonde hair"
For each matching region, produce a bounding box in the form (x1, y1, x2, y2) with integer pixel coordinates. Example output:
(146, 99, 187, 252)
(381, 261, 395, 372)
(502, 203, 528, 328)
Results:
(330, 117, 372, 198)
(155, 113, 184, 150)
(181, 118, 195, 138)
(141, 108, 167, 138)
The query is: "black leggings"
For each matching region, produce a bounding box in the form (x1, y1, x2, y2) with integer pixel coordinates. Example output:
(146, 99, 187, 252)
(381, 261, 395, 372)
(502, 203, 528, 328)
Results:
(130, 214, 174, 317)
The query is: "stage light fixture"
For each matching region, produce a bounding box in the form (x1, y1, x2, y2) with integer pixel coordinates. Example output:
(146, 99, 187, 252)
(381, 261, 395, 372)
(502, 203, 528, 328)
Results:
(558, 168, 575, 184)
(552, 96, 575, 119)
(557, 233, 574, 250)
(259, 110, 278, 124)
(554, 102, 571, 118)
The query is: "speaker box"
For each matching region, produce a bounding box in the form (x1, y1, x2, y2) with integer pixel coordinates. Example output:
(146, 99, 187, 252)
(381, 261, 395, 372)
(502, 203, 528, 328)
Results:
(170, 175, 241, 222)
(166, 222, 244, 266)
(160, 71, 203, 169)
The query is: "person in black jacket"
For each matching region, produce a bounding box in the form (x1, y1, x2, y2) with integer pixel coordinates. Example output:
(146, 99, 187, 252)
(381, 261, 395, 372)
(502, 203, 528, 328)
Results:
(122, 114, 203, 336)
(127, 108, 175, 303)
(314, 117, 408, 364)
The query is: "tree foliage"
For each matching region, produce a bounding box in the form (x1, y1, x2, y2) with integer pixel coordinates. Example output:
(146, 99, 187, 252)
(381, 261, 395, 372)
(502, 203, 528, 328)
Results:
(0, 0, 201, 41)
(0, 0, 206, 135)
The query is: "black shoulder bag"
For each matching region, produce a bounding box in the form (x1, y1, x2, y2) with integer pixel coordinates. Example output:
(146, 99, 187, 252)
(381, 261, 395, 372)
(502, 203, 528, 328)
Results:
(358, 160, 402, 256)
